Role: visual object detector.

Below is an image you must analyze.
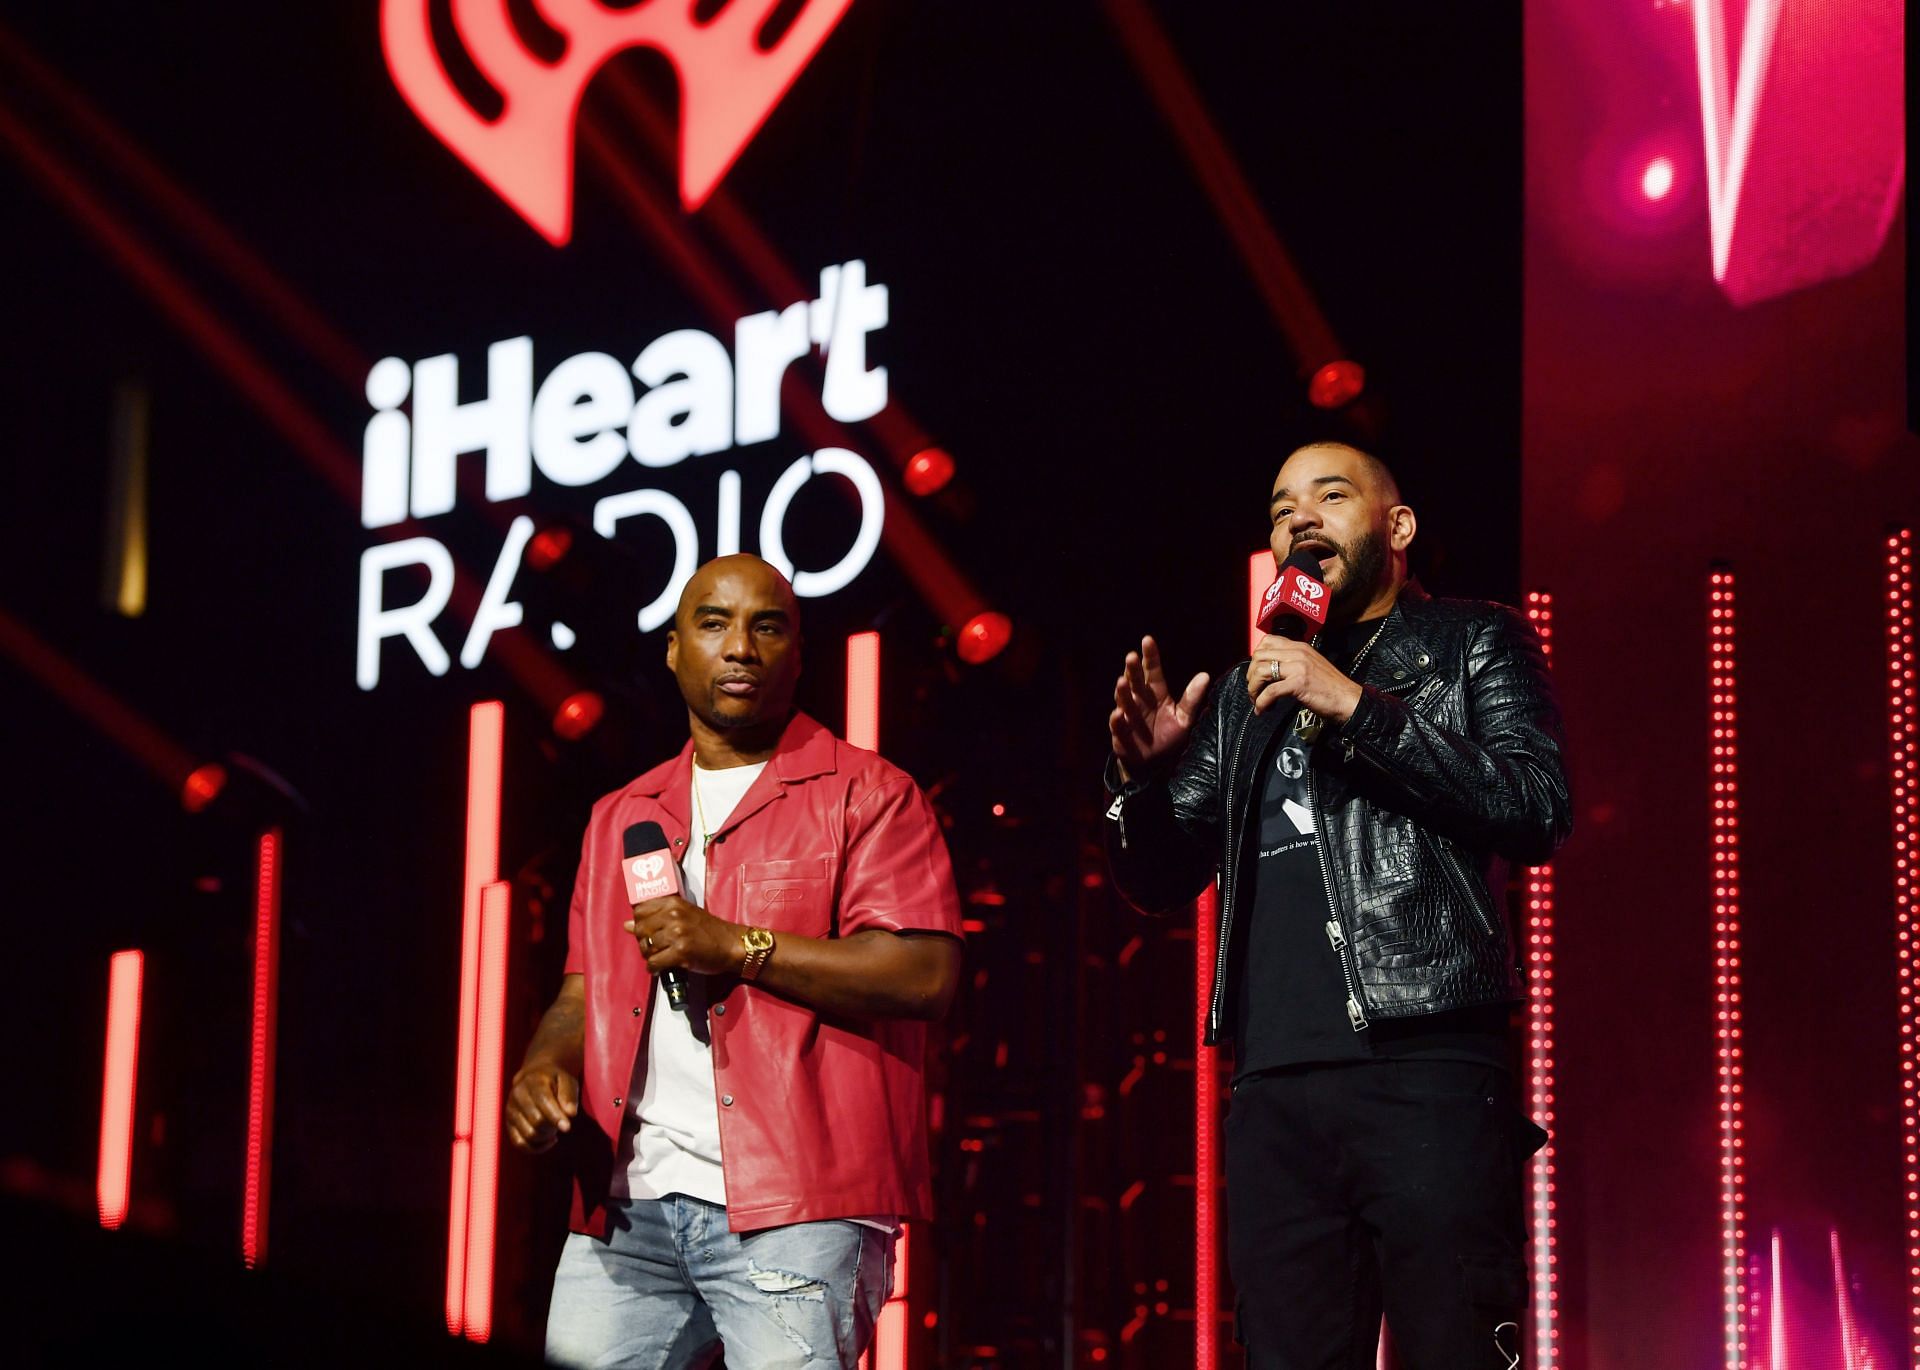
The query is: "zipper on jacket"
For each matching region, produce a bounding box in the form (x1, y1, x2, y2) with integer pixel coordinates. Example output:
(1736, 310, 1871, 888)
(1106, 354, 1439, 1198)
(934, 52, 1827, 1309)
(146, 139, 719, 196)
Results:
(1437, 839, 1499, 939)
(1308, 768, 1369, 1032)
(1209, 703, 1256, 1040)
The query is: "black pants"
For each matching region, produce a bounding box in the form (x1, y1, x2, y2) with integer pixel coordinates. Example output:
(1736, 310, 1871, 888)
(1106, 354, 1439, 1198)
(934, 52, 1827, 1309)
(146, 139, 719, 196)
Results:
(1225, 1060, 1535, 1370)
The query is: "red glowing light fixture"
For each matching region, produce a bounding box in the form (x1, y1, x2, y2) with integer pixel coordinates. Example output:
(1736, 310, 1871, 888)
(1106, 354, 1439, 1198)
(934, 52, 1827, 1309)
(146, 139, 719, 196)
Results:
(1707, 567, 1746, 1370)
(863, 1225, 911, 1370)
(903, 447, 956, 497)
(1883, 529, 1919, 1366)
(380, 0, 855, 241)
(1195, 886, 1221, 1370)
(1523, 592, 1559, 1367)
(448, 702, 504, 1337)
(462, 879, 512, 1341)
(845, 632, 880, 753)
(1307, 359, 1365, 410)
(181, 762, 228, 813)
(552, 690, 605, 741)
(1248, 551, 1273, 654)
(1641, 156, 1676, 202)
(97, 948, 143, 1230)
(526, 526, 574, 572)
(956, 612, 1012, 665)
(243, 829, 283, 1269)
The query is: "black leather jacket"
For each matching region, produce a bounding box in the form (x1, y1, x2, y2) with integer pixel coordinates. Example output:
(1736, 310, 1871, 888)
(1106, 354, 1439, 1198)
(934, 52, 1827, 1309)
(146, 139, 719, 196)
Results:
(1104, 585, 1571, 1045)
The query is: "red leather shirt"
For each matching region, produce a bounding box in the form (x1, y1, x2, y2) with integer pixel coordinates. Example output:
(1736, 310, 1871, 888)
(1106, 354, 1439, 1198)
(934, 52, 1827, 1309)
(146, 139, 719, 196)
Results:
(563, 712, 963, 1233)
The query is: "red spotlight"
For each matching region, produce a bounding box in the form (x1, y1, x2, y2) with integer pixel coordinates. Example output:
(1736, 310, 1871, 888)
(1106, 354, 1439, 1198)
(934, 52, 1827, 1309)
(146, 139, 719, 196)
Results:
(955, 612, 1012, 665)
(903, 447, 956, 497)
(1307, 360, 1366, 410)
(181, 762, 227, 813)
(1641, 156, 1676, 202)
(552, 691, 604, 741)
(97, 948, 144, 1230)
(526, 526, 574, 572)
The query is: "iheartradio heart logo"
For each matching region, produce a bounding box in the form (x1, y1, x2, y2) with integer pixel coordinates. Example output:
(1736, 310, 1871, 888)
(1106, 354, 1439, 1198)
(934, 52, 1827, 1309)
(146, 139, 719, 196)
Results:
(380, 0, 855, 245)
(632, 853, 667, 881)
(1301, 579, 1325, 600)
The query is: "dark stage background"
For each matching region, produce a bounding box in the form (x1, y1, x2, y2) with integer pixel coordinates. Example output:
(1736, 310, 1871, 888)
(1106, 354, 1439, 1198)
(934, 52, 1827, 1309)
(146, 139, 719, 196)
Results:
(4, 2, 1908, 1367)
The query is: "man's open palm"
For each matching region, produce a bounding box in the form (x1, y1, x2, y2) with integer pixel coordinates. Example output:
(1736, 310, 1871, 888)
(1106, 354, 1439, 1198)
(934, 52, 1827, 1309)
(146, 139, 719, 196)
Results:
(1110, 636, 1210, 779)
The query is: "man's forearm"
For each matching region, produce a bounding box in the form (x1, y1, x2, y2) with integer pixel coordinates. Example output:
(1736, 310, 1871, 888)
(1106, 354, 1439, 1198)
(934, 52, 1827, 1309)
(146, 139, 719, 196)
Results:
(519, 977, 586, 1076)
(745, 928, 960, 1023)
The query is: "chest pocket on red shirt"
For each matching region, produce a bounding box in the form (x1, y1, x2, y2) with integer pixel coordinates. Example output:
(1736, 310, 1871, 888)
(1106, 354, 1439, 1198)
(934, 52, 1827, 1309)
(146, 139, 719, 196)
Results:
(737, 858, 835, 936)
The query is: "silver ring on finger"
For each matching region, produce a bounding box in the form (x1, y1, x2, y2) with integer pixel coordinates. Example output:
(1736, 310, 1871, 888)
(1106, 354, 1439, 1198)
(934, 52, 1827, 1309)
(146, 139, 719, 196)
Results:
(646, 935, 655, 950)
(1267, 659, 1281, 682)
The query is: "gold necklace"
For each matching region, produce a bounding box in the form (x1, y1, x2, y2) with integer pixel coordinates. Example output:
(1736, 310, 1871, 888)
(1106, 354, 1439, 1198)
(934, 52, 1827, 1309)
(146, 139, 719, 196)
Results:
(1294, 616, 1390, 744)
(691, 765, 717, 852)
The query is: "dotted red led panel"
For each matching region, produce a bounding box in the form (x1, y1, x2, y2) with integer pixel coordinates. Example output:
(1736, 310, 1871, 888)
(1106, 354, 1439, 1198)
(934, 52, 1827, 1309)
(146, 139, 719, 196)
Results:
(1708, 568, 1747, 1370)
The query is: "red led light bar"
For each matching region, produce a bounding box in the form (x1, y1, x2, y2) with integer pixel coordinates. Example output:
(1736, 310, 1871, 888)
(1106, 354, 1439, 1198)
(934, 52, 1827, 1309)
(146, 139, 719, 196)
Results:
(243, 829, 283, 1268)
(1884, 529, 1919, 1368)
(864, 1224, 911, 1370)
(846, 632, 881, 754)
(462, 879, 512, 1342)
(1195, 885, 1220, 1369)
(1524, 591, 1559, 1367)
(1248, 551, 1271, 655)
(1708, 568, 1747, 1370)
(448, 701, 504, 1336)
(97, 948, 143, 1230)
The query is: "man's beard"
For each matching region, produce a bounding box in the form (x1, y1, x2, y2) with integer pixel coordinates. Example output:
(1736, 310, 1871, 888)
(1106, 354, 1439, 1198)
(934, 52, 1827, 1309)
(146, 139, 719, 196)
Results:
(1327, 527, 1388, 620)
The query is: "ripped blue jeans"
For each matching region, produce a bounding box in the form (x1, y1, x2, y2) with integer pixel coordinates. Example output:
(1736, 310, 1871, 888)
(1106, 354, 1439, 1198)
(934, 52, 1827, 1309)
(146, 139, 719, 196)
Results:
(545, 1196, 894, 1370)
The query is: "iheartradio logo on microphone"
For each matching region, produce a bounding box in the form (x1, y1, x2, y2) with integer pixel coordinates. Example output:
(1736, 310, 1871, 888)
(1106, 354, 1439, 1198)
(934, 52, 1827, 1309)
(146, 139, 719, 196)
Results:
(624, 851, 680, 903)
(1256, 554, 1330, 635)
(380, 0, 854, 245)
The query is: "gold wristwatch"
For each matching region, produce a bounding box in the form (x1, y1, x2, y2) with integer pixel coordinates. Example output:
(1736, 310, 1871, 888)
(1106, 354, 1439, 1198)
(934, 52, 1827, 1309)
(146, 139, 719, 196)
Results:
(739, 926, 775, 981)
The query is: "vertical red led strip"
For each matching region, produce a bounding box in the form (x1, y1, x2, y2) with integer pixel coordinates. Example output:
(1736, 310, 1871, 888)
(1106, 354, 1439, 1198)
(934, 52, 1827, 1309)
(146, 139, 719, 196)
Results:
(243, 828, 283, 1268)
(463, 878, 512, 1341)
(1709, 567, 1747, 1370)
(847, 631, 881, 753)
(1523, 591, 1559, 1367)
(1196, 885, 1220, 1370)
(864, 1225, 910, 1370)
(1884, 528, 1919, 1369)
(97, 948, 144, 1230)
(447, 700, 504, 1336)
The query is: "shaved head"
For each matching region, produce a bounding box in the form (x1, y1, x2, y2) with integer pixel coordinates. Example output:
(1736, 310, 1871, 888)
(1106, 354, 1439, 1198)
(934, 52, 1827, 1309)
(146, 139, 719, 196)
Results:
(673, 554, 800, 633)
(1289, 441, 1401, 506)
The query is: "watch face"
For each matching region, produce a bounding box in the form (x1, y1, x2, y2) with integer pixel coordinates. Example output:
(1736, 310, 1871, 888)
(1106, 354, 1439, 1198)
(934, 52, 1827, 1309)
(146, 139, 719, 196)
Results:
(745, 928, 775, 951)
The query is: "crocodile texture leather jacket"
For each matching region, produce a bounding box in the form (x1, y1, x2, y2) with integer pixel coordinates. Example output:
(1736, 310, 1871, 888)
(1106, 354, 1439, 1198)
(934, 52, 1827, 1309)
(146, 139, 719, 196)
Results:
(1104, 584, 1571, 1045)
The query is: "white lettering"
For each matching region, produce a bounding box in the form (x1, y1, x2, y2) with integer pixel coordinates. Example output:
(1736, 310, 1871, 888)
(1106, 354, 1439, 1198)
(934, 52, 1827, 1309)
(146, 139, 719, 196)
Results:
(530, 352, 633, 487)
(594, 488, 699, 633)
(356, 536, 455, 690)
(410, 337, 532, 519)
(716, 469, 742, 556)
(460, 515, 535, 668)
(759, 448, 885, 598)
(733, 301, 809, 447)
(812, 260, 889, 424)
(361, 356, 412, 529)
(629, 329, 733, 468)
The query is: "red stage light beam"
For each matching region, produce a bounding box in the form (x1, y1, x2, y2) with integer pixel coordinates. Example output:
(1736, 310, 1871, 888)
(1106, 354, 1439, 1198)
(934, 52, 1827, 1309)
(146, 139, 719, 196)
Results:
(846, 631, 881, 753)
(1102, 0, 1357, 398)
(243, 829, 285, 1269)
(447, 701, 505, 1336)
(0, 603, 199, 794)
(0, 22, 368, 390)
(1884, 528, 1919, 1369)
(1524, 591, 1559, 1368)
(97, 949, 144, 1230)
(1708, 567, 1747, 1370)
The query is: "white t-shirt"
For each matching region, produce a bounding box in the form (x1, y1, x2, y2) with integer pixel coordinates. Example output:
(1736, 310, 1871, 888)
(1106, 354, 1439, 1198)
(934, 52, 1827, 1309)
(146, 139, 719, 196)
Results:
(614, 760, 765, 1205)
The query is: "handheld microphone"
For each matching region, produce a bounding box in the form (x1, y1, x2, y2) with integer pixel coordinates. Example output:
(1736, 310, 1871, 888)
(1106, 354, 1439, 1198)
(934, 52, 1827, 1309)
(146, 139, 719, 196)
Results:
(1255, 548, 1331, 638)
(622, 821, 690, 1013)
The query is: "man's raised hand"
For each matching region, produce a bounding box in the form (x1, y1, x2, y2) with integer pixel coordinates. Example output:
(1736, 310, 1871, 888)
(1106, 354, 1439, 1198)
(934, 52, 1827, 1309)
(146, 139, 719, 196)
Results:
(1110, 636, 1210, 781)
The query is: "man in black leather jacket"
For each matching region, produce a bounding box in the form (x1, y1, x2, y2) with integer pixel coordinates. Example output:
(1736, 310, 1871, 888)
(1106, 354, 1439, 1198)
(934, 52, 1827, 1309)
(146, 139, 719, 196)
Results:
(1104, 441, 1569, 1367)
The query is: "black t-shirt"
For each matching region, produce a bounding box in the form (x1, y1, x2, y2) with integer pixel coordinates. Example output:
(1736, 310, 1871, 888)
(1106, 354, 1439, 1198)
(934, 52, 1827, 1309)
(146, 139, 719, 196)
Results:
(1232, 618, 1510, 1080)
